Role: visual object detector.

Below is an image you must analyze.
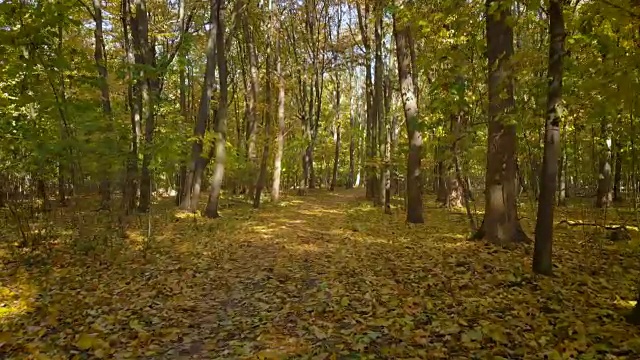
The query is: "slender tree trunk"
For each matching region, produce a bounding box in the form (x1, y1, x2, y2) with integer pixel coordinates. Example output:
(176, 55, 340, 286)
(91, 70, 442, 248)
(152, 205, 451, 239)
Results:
(533, 0, 564, 275)
(474, 0, 527, 244)
(357, 4, 375, 201)
(181, 4, 218, 211)
(272, 36, 285, 203)
(254, 9, 274, 208)
(205, 0, 228, 218)
(393, 7, 423, 223)
(558, 131, 567, 206)
(613, 139, 623, 202)
(331, 125, 341, 191)
(122, 0, 139, 213)
(330, 73, 341, 191)
(347, 111, 355, 189)
(373, 1, 384, 206)
(596, 119, 613, 208)
(130, 0, 154, 213)
(92, 0, 113, 210)
(242, 3, 259, 198)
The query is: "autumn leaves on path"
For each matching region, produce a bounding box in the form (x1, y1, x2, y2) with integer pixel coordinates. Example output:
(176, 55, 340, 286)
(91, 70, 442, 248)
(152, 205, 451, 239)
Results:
(2, 189, 640, 359)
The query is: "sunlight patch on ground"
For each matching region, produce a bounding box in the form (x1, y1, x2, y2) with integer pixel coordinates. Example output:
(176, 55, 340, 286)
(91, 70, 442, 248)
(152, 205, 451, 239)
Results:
(0, 283, 36, 325)
(284, 243, 322, 253)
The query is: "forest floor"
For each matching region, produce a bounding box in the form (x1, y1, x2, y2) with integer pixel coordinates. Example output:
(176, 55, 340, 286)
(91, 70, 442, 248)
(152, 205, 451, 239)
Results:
(1, 189, 640, 359)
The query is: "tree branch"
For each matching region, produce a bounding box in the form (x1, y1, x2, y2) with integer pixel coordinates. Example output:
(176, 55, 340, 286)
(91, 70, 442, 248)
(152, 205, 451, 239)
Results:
(75, 0, 97, 22)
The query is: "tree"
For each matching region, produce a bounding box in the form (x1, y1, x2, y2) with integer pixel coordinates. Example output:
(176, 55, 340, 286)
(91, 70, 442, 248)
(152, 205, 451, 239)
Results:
(180, 0, 218, 212)
(533, 0, 565, 275)
(271, 34, 286, 203)
(473, 0, 527, 244)
(204, 0, 228, 218)
(393, 3, 423, 224)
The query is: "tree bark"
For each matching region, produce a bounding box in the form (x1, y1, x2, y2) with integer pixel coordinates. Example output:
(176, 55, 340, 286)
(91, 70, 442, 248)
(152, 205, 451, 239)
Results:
(596, 119, 613, 208)
(272, 36, 285, 203)
(205, 0, 228, 218)
(331, 125, 341, 191)
(373, 1, 384, 206)
(242, 2, 259, 197)
(121, 0, 140, 213)
(92, 0, 113, 210)
(357, 3, 376, 201)
(330, 71, 341, 191)
(181, 3, 218, 211)
(393, 7, 423, 223)
(474, 0, 527, 244)
(613, 139, 623, 202)
(254, 9, 274, 208)
(533, 0, 564, 275)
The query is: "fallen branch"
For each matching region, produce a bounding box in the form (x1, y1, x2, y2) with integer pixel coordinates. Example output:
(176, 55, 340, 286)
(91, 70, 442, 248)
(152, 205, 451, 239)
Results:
(556, 219, 635, 231)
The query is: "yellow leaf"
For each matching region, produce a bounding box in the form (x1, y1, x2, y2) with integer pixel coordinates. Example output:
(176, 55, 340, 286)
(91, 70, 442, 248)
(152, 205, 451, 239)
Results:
(75, 333, 96, 350)
(129, 319, 144, 331)
(340, 297, 349, 307)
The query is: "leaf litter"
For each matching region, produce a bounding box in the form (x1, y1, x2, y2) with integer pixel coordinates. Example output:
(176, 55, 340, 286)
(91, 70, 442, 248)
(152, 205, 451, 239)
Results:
(1, 189, 639, 359)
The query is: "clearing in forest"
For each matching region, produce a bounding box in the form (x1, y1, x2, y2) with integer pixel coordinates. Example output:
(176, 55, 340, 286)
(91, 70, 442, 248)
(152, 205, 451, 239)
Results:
(1, 189, 640, 359)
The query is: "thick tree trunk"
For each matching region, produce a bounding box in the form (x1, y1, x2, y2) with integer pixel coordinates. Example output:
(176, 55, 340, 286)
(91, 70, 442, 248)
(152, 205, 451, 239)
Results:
(205, 0, 227, 218)
(272, 37, 285, 203)
(474, 0, 527, 244)
(393, 8, 423, 223)
(181, 5, 218, 211)
(533, 0, 564, 275)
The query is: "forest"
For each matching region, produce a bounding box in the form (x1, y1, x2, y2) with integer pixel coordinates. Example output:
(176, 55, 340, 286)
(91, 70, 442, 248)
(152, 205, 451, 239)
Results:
(1, 0, 640, 358)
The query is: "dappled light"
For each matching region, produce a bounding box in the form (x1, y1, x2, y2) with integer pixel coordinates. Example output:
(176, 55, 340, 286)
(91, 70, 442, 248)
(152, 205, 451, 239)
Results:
(3, 0, 640, 357)
(2, 189, 639, 358)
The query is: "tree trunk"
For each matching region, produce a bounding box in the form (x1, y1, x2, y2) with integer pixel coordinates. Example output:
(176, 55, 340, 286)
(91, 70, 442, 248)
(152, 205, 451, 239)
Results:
(393, 7, 423, 223)
(533, 0, 564, 275)
(242, 2, 259, 197)
(93, 0, 113, 210)
(373, 1, 384, 206)
(357, 4, 375, 201)
(331, 125, 341, 191)
(130, 0, 154, 213)
(254, 11, 274, 208)
(347, 111, 355, 189)
(596, 119, 613, 208)
(181, 4, 218, 211)
(272, 36, 285, 203)
(628, 290, 640, 325)
(205, 0, 227, 218)
(121, 0, 139, 213)
(330, 71, 341, 191)
(474, 0, 527, 244)
(613, 139, 623, 202)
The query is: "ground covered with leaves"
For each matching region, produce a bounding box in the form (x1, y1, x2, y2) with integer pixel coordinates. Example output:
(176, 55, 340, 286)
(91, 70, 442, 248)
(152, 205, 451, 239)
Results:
(1, 189, 640, 359)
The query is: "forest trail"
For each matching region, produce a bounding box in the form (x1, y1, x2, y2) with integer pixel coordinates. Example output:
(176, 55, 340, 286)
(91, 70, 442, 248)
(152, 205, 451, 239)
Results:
(2, 189, 640, 359)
